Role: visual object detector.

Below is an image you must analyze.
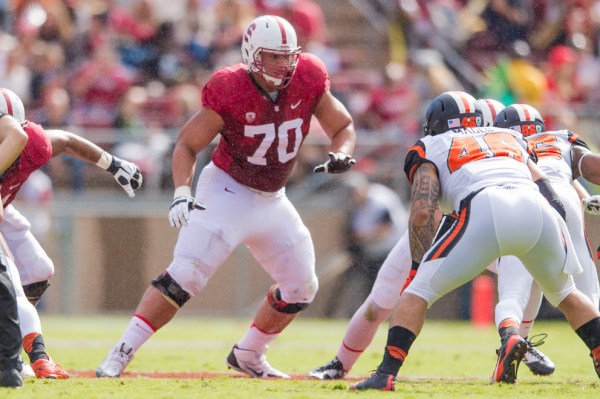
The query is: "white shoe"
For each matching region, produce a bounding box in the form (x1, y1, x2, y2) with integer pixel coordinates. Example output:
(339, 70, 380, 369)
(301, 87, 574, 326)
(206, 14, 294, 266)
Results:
(523, 346, 556, 376)
(96, 343, 134, 378)
(17, 357, 35, 379)
(226, 345, 289, 378)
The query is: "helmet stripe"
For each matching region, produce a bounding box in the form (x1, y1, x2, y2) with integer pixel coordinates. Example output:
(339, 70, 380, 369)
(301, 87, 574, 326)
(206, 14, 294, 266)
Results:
(513, 104, 533, 122)
(0, 89, 12, 116)
(522, 105, 531, 121)
(447, 91, 471, 113)
(273, 16, 287, 45)
(485, 100, 498, 121)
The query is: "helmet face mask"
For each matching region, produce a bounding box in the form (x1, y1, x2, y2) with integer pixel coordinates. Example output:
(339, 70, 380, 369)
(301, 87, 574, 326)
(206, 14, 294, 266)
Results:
(494, 104, 545, 136)
(252, 49, 299, 89)
(242, 15, 301, 91)
(423, 91, 482, 136)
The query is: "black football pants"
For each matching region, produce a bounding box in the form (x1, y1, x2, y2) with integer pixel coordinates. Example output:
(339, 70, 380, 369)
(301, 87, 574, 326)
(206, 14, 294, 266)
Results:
(0, 246, 21, 370)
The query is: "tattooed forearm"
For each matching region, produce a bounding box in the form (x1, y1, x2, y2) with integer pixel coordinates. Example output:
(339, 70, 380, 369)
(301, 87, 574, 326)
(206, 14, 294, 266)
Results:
(409, 164, 440, 263)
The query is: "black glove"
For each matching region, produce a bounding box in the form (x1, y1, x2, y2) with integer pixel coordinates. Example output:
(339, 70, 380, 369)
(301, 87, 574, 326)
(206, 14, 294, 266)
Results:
(107, 156, 143, 197)
(313, 152, 356, 174)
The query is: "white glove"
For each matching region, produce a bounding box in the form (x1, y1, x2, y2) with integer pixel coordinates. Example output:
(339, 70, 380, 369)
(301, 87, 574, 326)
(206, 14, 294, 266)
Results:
(106, 156, 143, 197)
(169, 186, 205, 228)
(583, 195, 600, 215)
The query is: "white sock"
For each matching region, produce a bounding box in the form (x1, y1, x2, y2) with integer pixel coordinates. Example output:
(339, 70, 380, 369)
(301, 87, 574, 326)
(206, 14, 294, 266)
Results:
(237, 323, 279, 354)
(118, 315, 156, 354)
(336, 302, 390, 371)
(520, 283, 543, 338)
(519, 319, 534, 339)
(17, 296, 42, 337)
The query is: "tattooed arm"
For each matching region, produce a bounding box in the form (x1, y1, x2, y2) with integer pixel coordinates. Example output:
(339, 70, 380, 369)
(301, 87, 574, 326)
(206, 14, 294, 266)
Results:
(408, 162, 441, 263)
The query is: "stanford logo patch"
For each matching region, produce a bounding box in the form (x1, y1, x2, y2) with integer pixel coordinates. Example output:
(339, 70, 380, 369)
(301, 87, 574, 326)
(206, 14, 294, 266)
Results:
(246, 112, 256, 123)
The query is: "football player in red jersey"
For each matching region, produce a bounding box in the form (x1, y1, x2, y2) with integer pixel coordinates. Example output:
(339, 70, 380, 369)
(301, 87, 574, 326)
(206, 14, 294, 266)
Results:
(0, 113, 28, 388)
(0, 87, 143, 379)
(96, 15, 356, 379)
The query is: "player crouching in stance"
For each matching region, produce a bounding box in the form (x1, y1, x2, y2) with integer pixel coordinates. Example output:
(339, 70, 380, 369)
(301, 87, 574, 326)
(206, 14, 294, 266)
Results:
(307, 97, 554, 382)
(96, 14, 357, 379)
(0, 113, 30, 389)
(0, 87, 143, 379)
(350, 91, 600, 391)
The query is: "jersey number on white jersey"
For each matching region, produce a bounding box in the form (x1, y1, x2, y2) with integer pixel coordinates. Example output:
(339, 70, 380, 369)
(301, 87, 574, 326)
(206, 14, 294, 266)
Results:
(528, 135, 562, 160)
(448, 132, 524, 173)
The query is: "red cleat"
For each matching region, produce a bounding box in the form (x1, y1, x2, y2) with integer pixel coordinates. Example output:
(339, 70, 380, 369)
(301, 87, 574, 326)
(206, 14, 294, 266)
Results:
(31, 358, 70, 379)
(491, 335, 528, 384)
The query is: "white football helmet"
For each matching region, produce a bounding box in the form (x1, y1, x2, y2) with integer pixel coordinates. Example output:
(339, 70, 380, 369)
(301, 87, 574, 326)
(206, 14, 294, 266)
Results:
(241, 15, 301, 90)
(476, 98, 505, 127)
(0, 88, 26, 124)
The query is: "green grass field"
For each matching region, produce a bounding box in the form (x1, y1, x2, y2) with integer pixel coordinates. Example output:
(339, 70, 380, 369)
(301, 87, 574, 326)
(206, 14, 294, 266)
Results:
(3, 315, 599, 398)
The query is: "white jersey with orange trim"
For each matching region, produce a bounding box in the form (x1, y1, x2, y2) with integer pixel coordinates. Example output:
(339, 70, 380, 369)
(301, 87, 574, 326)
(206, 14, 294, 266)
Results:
(404, 127, 535, 214)
(525, 129, 598, 306)
(402, 127, 580, 309)
(525, 129, 589, 184)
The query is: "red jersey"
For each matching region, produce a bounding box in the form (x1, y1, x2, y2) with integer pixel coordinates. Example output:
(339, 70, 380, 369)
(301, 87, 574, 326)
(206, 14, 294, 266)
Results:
(0, 121, 52, 207)
(203, 53, 330, 192)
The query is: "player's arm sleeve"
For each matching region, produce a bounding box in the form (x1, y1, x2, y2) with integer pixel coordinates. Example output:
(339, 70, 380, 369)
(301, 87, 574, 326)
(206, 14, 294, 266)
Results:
(567, 130, 590, 150)
(201, 73, 229, 116)
(404, 141, 436, 184)
(303, 53, 330, 104)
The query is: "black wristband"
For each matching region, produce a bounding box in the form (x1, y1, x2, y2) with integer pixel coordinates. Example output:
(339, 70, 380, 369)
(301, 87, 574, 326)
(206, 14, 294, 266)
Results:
(106, 156, 120, 175)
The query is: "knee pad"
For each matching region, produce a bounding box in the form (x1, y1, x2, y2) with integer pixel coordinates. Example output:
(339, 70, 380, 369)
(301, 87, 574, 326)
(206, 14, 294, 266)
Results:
(151, 272, 191, 308)
(267, 285, 309, 314)
(23, 280, 50, 306)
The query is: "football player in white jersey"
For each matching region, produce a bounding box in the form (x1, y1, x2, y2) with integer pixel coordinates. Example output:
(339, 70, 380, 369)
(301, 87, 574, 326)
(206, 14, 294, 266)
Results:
(351, 91, 600, 391)
(490, 103, 600, 372)
(495, 104, 600, 310)
(478, 99, 556, 376)
(307, 98, 553, 381)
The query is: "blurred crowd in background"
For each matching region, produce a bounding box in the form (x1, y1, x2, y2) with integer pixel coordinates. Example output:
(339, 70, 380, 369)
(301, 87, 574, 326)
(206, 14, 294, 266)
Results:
(0, 0, 599, 197)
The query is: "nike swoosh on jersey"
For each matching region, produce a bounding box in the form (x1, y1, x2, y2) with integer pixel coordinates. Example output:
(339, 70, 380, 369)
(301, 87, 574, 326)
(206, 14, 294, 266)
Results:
(224, 187, 236, 194)
(291, 100, 302, 109)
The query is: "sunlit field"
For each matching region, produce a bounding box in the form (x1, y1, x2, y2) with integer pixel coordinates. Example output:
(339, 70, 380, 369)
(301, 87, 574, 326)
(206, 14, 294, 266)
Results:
(3, 316, 599, 398)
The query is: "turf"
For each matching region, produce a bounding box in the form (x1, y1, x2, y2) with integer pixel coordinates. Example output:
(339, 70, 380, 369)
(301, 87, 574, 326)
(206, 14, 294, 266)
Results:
(3, 315, 598, 398)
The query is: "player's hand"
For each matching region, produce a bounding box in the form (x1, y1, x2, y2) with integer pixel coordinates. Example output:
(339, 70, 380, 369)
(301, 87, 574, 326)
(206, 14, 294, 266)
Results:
(583, 196, 600, 215)
(169, 195, 205, 228)
(313, 152, 356, 174)
(107, 156, 143, 197)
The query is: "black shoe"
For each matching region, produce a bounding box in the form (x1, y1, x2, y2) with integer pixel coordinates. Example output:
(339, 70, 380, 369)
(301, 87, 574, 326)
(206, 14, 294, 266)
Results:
(349, 371, 395, 391)
(307, 357, 347, 380)
(0, 368, 23, 388)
